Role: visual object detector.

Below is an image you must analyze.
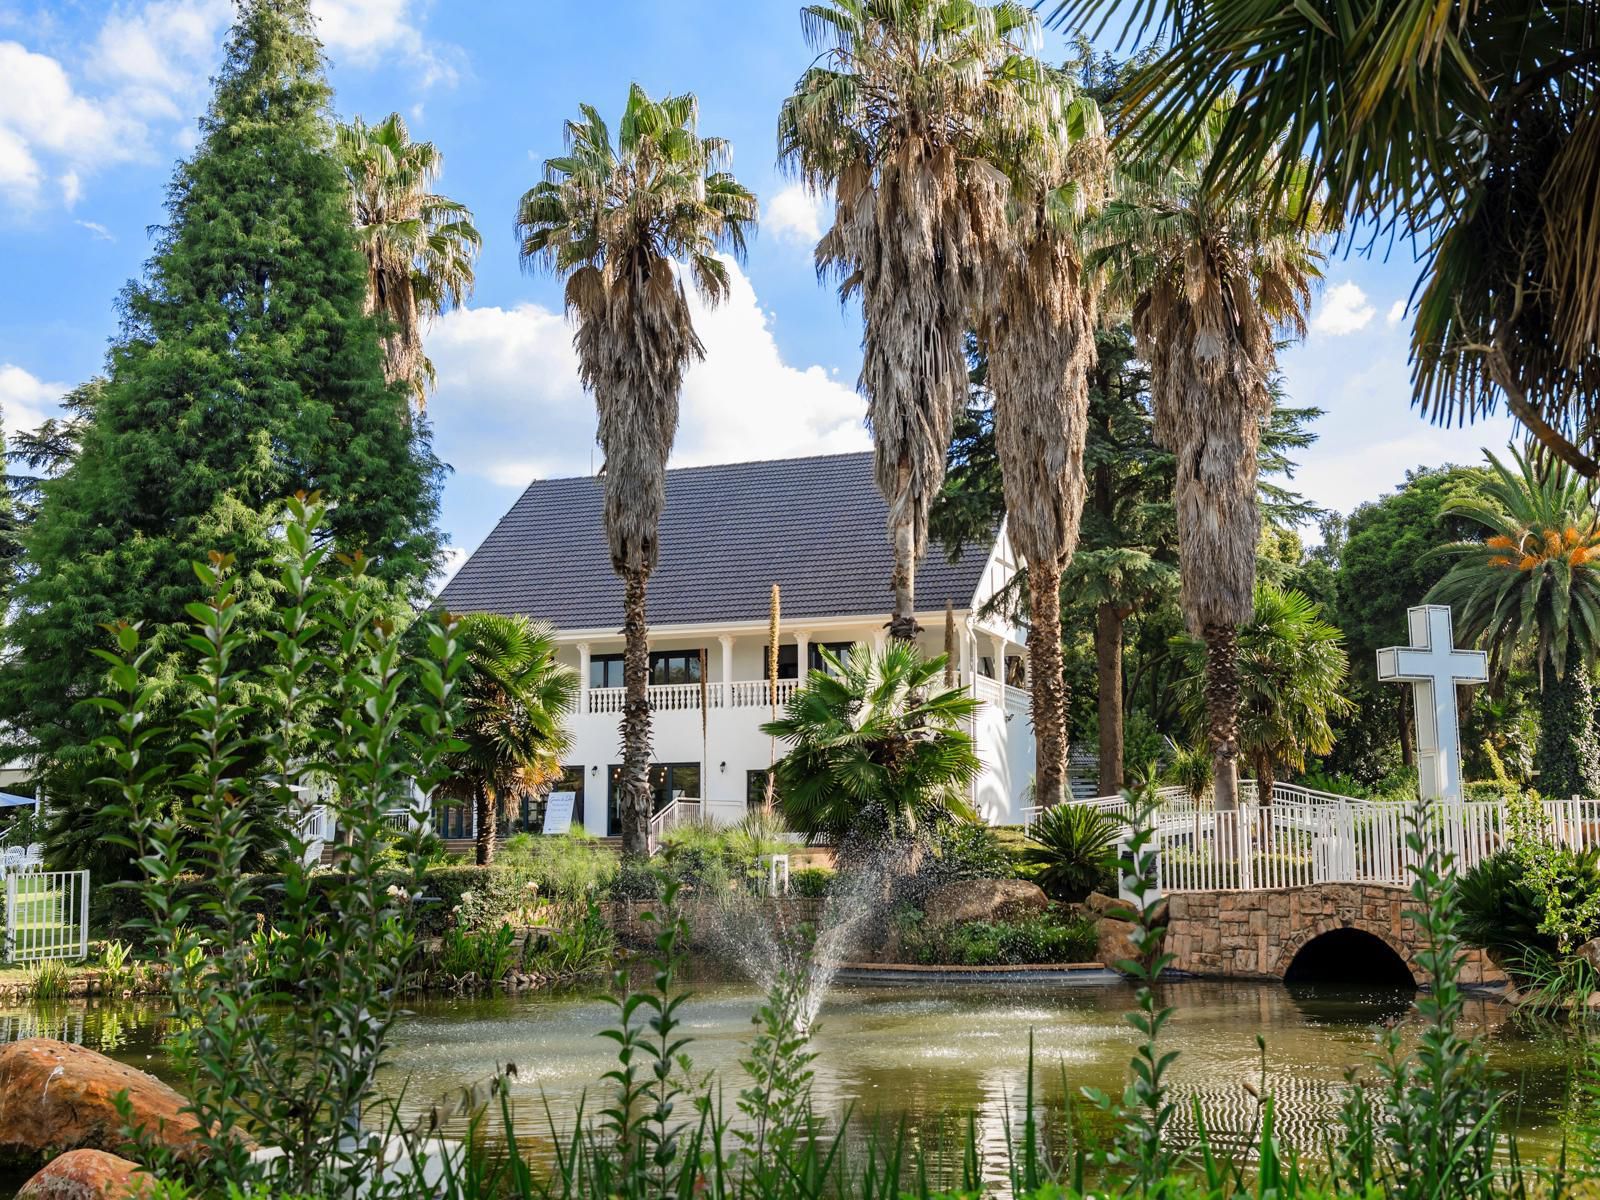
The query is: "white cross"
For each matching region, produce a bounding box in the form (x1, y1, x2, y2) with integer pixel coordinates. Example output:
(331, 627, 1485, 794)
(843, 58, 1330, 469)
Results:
(1376, 605, 1488, 803)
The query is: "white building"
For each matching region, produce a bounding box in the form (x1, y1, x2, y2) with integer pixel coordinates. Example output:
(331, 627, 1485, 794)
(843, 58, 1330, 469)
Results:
(438, 452, 1035, 838)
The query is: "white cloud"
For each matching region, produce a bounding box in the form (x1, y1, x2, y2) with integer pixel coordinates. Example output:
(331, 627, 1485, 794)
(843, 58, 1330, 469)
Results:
(74, 219, 114, 241)
(1310, 280, 1376, 336)
(764, 184, 826, 246)
(1386, 299, 1407, 327)
(0, 363, 69, 450)
(425, 258, 866, 494)
(431, 544, 468, 592)
(0, 0, 459, 213)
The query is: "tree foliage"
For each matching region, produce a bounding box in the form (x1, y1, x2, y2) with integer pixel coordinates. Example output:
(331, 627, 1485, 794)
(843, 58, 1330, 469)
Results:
(0, 0, 443, 873)
(763, 644, 980, 849)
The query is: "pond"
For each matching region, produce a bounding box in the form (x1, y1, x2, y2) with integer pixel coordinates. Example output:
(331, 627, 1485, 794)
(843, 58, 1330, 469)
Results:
(0, 978, 1586, 1193)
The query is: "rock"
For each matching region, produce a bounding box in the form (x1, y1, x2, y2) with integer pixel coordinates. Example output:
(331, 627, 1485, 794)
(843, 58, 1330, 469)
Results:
(1083, 891, 1138, 922)
(923, 879, 1048, 927)
(0, 1040, 200, 1165)
(1094, 916, 1143, 973)
(1576, 939, 1600, 971)
(15, 1150, 149, 1200)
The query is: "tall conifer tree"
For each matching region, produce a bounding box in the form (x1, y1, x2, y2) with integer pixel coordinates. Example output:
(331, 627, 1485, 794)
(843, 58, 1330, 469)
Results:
(0, 0, 442, 873)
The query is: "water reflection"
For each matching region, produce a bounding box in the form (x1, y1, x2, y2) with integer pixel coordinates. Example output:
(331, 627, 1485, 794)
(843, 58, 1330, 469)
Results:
(0, 979, 1583, 1179)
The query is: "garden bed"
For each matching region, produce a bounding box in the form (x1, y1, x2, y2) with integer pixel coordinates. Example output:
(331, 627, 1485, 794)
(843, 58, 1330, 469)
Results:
(832, 961, 1120, 985)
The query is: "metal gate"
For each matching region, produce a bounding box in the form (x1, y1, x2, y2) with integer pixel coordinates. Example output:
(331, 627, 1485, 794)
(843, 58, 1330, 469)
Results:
(3, 869, 89, 961)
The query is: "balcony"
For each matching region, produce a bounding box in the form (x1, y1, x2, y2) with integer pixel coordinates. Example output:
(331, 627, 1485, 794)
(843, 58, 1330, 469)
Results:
(586, 679, 801, 715)
(583, 675, 1027, 717)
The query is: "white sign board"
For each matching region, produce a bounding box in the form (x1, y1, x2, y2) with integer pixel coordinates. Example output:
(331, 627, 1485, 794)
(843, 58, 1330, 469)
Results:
(542, 792, 576, 836)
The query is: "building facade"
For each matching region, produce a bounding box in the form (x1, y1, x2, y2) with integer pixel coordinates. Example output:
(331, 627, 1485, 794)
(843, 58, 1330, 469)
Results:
(438, 452, 1036, 836)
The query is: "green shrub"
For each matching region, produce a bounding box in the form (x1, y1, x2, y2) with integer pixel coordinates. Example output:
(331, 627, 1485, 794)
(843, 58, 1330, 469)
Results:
(904, 907, 1098, 966)
(526, 897, 614, 979)
(498, 831, 617, 902)
(790, 867, 835, 897)
(1457, 847, 1600, 964)
(434, 921, 519, 984)
(1021, 803, 1116, 901)
(923, 819, 1012, 883)
(609, 860, 661, 901)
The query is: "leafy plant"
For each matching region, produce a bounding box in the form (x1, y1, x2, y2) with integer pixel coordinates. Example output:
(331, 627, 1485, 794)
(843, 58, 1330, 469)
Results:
(498, 832, 617, 903)
(907, 910, 1099, 966)
(763, 644, 980, 852)
(436, 922, 519, 986)
(1162, 737, 1212, 802)
(98, 939, 135, 994)
(527, 898, 614, 980)
(922, 819, 1013, 885)
(1021, 803, 1116, 902)
(99, 495, 463, 1194)
(789, 867, 835, 898)
(25, 958, 71, 1000)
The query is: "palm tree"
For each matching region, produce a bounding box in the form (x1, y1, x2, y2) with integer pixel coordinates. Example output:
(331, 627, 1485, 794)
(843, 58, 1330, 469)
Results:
(436, 613, 578, 866)
(977, 72, 1105, 811)
(1429, 447, 1600, 799)
(1048, 1, 1600, 477)
(779, 0, 1054, 641)
(762, 644, 980, 854)
(1177, 584, 1353, 803)
(336, 112, 481, 410)
(1092, 100, 1322, 810)
(516, 85, 756, 857)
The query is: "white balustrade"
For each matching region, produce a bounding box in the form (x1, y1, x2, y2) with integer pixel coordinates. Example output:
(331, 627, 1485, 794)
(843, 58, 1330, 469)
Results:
(587, 679, 804, 714)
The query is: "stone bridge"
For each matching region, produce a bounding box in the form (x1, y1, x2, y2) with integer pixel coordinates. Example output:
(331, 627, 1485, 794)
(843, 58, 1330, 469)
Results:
(1163, 884, 1506, 987)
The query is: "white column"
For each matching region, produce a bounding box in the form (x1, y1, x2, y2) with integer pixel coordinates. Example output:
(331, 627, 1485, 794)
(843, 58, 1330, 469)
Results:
(960, 622, 975, 685)
(718, 634, 734, 684)
(872, 628, 887, 656)
(794, 630, 811, 677)
(991, 633, 1007, 707)
(576, 642, 591, 715)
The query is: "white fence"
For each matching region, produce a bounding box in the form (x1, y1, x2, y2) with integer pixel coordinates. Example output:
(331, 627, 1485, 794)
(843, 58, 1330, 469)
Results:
(1150, 797, 1600, 893)
(3, 869, 90, 961)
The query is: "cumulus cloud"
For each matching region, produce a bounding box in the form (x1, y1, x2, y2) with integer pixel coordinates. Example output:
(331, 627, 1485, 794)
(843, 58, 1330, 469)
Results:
(764, 183, 826, 246)
(0, 363, 69, 449)
(425, 257, 866, 494)
(1386, 299, 1407, 327)
(0, 0, 459, 212)
(1311, 281, 1377, 336)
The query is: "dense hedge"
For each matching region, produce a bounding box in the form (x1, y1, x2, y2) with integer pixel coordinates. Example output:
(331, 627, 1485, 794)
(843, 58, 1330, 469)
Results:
(97, 865, 527, 943)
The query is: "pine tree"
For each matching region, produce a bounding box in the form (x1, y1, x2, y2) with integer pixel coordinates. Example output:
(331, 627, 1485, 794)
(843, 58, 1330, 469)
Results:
(0, 0, 443, 875)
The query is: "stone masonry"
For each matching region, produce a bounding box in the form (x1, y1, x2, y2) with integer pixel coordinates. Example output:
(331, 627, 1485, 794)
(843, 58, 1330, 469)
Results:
(1165, 884, 1505, 986)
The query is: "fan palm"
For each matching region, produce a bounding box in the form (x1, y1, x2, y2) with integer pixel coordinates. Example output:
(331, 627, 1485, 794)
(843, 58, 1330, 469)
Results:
(436, 613, 578, 866)
(1021, 802, 1115, 901)
(1429, 447, 1600, 798)
(1177, 584, 1353, 803)
(762, 644, 980, 854)
(1092, 99, 1322, 809)
(516, 85, 756, 856)
(779, 0, 1055, 641)
(977, 71, 1106, 811)
(336, 112, 480, 411)
(1050, 1, 1600, 477)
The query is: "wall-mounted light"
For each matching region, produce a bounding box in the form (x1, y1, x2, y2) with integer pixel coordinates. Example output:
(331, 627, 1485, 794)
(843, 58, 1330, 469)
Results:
(590, 765, 598, 776)
(719, 761, 727, 773)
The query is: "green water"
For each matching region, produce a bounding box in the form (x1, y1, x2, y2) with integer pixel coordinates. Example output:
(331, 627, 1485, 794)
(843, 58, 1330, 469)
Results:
(0, 979, 1588, 1189)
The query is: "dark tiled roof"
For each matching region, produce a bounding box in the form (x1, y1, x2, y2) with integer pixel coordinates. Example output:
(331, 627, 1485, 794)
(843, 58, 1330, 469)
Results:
(439, 452, 991, 630)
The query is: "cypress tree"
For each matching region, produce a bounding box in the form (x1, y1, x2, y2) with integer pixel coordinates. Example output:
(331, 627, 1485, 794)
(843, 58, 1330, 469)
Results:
(0, 0, 442, 874)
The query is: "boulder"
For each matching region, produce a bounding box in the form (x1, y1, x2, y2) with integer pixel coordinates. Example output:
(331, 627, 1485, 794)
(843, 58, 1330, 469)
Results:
(1083, 891, 1136, 921)
(1094, 917, 1143, 973)
(16, 1151, 149, 1200)
(1576, 939, 1600, 971)
(923, 879, 1047, 927)
(0, 1040, 200, 1165)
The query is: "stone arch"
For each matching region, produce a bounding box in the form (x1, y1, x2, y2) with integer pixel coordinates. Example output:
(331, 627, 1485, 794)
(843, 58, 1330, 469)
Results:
(1272, 918, 1418, 986)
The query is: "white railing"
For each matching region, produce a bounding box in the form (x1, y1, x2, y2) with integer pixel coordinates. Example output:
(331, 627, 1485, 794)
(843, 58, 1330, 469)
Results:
(1151, 797, 1600, 893)
(4, 869, 89, 962)
(724, 679, 800, 709)
(587, 680, 802, 715)
(647, 798, 703, 851)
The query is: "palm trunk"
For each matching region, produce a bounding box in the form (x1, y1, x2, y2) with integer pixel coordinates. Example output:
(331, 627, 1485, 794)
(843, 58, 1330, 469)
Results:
(1095, 602, 1126, 796)
(1254, 752, 1275, 808)
(1203, 621, 1242, 812)
(474, 781, 495, 866)
(888, 509, 920, 642)
(1535, 659, 1600, 799)
(1028, 562, 1069, 809)
(620, 567, 654, 858)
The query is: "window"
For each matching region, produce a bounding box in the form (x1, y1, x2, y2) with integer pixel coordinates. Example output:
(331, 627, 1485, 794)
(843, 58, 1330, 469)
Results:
(764, 641, 855, 679)
(593, 651, 706, 687)
(431, 800, 471, 840)
(747, 768, 782, 810)
(650, 650, 703, 685)
(607, 762, 702, 834)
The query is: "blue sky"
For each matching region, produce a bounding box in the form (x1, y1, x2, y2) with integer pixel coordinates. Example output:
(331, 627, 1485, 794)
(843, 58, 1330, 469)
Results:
(0, 0, 1516, 575)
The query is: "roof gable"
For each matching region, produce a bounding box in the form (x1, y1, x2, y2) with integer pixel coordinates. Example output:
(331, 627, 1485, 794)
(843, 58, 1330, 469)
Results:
(439, 452, 993, 630)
